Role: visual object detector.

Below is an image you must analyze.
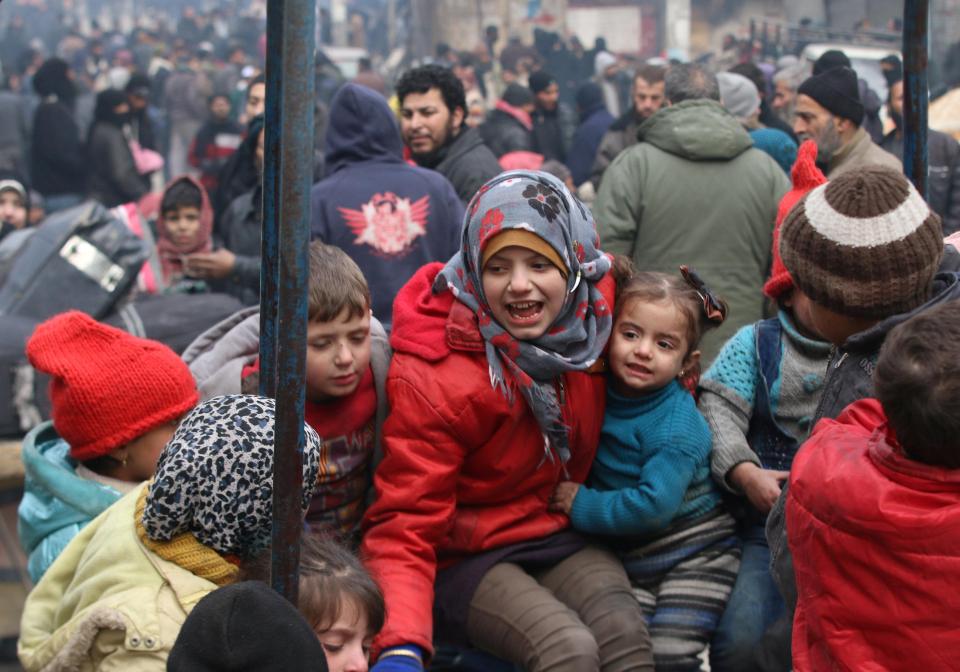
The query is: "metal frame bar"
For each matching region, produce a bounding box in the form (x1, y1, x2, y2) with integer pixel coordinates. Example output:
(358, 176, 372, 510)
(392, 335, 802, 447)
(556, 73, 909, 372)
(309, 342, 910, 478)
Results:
(903, 0, 929, 199)
(260, 0, 316, 604)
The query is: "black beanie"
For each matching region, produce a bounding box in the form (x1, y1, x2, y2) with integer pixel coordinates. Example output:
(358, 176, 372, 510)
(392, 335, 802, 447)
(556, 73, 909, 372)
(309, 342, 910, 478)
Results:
(168, 582, 329, 672)
(503, 83, 535, 107)
(813, 49, 851, 76)
(529, 70, 556, 94)
(798, 67, 864, 125)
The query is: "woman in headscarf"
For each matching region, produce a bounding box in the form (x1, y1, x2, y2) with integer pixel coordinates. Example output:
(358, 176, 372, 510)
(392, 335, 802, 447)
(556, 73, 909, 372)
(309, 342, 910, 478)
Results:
(86, 88, 148, 207)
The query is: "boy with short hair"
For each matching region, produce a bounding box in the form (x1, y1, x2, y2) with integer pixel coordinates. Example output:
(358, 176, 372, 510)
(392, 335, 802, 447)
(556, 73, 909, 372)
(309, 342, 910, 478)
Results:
(698, 141, 833, 671)
(183, 241, 391, 538)
(765, 165, 960, 664)
(787, 299, 960, 670)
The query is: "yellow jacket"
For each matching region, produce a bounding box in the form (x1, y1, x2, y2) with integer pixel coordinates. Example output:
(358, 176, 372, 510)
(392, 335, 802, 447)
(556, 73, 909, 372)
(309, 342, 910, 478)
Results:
(18, 483, 217, 671)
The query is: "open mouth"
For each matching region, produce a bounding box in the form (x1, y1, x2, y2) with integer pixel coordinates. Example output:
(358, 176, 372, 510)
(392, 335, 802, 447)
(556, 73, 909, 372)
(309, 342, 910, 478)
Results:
(506, 301, 544, 324)
(625, 363, 653, 377)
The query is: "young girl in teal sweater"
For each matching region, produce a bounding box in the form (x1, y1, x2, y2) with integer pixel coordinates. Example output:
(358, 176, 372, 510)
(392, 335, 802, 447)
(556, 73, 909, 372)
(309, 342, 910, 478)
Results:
(551, 266, 740, 671)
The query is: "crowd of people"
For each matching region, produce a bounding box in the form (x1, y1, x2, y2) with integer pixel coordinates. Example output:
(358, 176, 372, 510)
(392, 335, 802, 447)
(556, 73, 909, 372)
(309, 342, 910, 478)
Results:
(4, 4, 960, 672)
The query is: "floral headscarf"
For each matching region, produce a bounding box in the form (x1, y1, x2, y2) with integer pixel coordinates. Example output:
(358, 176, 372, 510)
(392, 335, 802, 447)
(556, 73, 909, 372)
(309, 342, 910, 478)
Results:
(434, 170, 612, 464)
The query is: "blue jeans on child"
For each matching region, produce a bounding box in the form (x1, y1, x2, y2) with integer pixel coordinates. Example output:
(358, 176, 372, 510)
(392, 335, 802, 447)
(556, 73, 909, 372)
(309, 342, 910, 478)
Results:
(709, 524, 785, 672)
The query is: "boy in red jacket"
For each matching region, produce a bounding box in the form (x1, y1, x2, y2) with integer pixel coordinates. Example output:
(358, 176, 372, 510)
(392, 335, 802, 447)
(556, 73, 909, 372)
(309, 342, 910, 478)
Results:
(787, 299, 960, 670)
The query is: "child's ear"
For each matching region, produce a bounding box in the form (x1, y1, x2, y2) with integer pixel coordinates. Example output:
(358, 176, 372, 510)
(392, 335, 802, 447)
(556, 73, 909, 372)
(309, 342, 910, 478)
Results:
(682, 349, 701, 374)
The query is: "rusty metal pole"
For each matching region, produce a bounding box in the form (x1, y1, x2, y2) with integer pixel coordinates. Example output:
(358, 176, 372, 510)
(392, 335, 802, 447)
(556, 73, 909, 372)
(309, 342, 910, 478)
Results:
(902, 0, 928, 200)
(261, 0, 316, 604)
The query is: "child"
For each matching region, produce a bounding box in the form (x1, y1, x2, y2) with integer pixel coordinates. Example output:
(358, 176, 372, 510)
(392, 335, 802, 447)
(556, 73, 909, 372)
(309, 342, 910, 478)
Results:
(18, 311, 198, 582)
(183, 241, 391, 540)
(0, 175, 29, 240)
(765, 165, 957, 661)
(362, 171, 652, 672)
(297, 533, 385, 672)
(550, 265, 739, 670)
(18, 395, 324, 671)
(787, 299, 960, 670)
(155, 176, 214, 290)
(698, 140, 833, 671)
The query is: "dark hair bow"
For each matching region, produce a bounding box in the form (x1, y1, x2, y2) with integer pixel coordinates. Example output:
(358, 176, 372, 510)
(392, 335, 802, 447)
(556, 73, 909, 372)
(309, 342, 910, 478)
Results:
(680, 265, 727, 323)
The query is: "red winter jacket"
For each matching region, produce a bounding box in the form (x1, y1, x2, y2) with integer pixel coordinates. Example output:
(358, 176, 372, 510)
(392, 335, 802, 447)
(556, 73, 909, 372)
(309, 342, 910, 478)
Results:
(787, 398, 960, 672)
(361, 263, 610, 658)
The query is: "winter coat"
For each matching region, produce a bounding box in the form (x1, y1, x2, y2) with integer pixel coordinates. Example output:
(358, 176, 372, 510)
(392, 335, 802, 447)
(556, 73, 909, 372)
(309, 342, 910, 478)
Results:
(86, 122, 148, 207)
(17, 422, 125, 583)
(18, 483, 216, 671)
(181, 305, 391, 470)
(479, 103, 534, 158)
(531, 103, 576, 163)
(188, 117, 242, 197)
(30, 98, 86, 197)
(594, 100, 790, 363)
(767, 267, 960, 628)
(0, 90, 29, 174)
(567, 103, 614, 187)
(419, 126, 501, 206)
(360, 263, 611, 657)
(212, 187, 261, 306)
(825, 126, 901, 179)
(590, 108, 642, 189)
(881, 128, 960, 235)
(787, 398, 960, 671)
(310, 83, 464, 329)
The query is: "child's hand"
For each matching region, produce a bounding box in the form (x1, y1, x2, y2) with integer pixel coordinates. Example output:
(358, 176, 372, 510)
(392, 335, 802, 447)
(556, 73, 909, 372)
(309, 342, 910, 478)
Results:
(549, 481, 580, 514)
(730, 463, 789, 514)
(184, 249, 236, 279)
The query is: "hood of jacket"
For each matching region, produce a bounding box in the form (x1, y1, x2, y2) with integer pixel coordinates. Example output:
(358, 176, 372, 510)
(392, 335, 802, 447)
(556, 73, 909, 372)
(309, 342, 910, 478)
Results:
(390, 262, 494, 363)
(324, 82, 403, 174)
(18, 422, 123, 577)
(638, 99, 754, 161)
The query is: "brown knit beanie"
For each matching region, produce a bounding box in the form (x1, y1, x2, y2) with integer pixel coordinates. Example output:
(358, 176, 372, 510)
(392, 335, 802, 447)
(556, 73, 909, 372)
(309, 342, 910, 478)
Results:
(779, 166, 943, 319)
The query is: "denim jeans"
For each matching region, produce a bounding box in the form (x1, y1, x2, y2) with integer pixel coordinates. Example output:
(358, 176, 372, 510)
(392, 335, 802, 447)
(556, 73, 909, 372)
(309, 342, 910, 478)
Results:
(709, 524, 785, 672)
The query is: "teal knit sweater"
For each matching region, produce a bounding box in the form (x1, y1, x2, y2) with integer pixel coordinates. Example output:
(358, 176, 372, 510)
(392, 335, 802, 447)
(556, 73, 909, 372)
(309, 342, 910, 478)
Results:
(570, 380, 720, 536)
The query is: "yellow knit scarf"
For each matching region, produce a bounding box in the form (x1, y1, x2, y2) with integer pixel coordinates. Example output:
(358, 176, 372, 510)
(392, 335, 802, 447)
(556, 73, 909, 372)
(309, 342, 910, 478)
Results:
(134, 484, 240, 587)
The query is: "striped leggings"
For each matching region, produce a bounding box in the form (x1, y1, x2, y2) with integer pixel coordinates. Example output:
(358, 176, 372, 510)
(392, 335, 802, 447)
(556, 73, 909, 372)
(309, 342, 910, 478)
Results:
(621, 510, 741, 671)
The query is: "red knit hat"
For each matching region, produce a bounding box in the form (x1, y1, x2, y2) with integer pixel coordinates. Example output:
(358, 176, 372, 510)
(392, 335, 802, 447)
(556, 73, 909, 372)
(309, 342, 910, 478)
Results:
(763, 140, 828, 300)
(26, 311, 198, 460)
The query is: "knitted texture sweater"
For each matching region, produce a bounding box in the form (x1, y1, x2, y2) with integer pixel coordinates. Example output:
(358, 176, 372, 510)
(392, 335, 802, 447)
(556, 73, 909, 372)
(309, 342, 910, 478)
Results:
(570, 380, 719, 536)
(699, 311, 831, 492)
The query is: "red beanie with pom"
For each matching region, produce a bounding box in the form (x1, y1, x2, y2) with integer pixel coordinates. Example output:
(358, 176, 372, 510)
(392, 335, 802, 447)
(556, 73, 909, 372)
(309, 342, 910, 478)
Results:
(763, 140, 828, 300)
(26, 311, 198, 460)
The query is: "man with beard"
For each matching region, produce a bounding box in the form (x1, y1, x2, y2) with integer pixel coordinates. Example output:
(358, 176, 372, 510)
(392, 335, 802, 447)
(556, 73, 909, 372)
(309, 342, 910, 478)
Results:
(397, 64, 501, 205)
(528, 70, 575, 163)
(591, 63, 665, 188)
(881, 73, 960, 234)
(793, 67, 899, 178)
(772, 63, 806, 126)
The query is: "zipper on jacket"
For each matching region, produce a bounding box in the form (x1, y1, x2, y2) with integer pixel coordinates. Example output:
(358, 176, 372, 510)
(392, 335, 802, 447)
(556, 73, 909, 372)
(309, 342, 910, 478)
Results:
(834, 352, 849, 369)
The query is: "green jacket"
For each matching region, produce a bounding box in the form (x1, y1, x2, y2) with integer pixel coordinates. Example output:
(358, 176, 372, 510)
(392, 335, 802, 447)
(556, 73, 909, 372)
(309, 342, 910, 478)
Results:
(18, 484, 216, 672)
(594, 100, 790, 362)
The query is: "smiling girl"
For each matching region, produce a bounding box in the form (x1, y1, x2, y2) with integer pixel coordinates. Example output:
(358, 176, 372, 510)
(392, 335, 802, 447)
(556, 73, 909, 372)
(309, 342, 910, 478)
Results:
(550, 266, 741, 670)
(361, 171, 653, 671)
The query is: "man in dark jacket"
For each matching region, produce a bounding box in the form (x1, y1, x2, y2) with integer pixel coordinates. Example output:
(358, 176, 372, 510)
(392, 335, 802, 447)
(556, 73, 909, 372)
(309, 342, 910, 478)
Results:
(566, 82, 614, 188)
(591, 63, 665, 188)
(397, 64, 500, 205)
(479, 84, 535, 158)
(528, 70, 575, 163)
(812, 49, 884, 144)
(311, 84, 464, 329)
(881, 75, 960, 235)
(30, 58, 86, 213)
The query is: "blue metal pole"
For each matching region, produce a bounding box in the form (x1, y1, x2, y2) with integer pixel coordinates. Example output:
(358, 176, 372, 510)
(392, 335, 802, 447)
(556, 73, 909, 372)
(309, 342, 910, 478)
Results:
(262, 0, 316, 604)
(902, 0, 928, 200)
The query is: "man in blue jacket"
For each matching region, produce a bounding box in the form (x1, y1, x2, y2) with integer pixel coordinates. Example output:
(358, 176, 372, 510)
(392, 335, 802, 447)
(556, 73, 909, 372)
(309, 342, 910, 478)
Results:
(310, 84, 465, 330)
